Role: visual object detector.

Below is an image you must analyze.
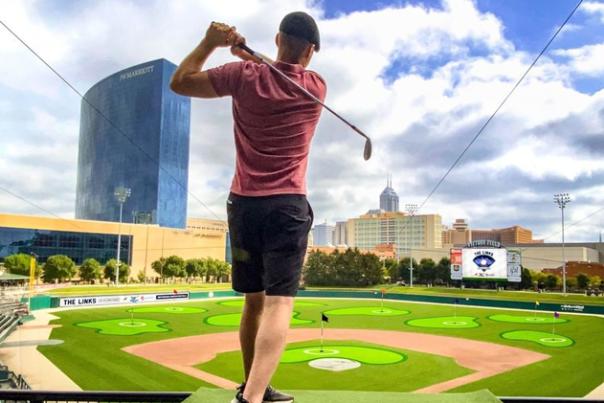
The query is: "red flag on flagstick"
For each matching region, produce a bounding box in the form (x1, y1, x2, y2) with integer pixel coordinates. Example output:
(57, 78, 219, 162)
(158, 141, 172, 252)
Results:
(173, 289, 178, 294)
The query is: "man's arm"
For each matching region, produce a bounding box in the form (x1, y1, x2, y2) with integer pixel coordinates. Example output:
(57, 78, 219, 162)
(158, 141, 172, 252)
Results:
(170, 22, 244, 98)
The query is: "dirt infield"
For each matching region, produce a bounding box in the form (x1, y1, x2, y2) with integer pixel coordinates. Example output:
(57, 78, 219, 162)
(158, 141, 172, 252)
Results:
(123, 328, 549, 393)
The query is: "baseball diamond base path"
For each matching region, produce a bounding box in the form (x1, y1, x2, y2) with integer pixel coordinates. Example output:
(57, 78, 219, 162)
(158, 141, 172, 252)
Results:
(123, 328, 549, 393)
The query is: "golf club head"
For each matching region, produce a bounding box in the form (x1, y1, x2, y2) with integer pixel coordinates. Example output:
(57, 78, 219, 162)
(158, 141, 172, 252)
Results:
(364, 139, 372, 160)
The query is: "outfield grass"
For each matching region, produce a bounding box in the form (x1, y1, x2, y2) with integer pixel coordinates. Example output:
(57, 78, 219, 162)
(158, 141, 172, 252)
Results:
(311, 285, 604, 306)
(39, 298, 604, 396)
(45, 283, 604, 306)
(46, 283, 231, 296)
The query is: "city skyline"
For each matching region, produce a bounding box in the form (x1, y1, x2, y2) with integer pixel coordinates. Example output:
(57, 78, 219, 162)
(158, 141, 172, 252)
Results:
(1, 0, 603, 243)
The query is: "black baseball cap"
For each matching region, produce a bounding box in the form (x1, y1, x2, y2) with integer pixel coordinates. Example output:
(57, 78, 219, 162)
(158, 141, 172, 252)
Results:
(279, 11, 321, 51)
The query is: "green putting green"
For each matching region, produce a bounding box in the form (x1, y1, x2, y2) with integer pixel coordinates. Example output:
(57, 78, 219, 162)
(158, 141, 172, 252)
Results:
(205, 311, 313, 327)
(406, 316, 479, 329)
(501, 330, 574, 347)
(281, 344, 406, 365)
(323, 306, 409, 317)
(197, 340, 471, 392)
(76, 318, 170, 336)
(127, 306, 206, 314)
(218, 299, 325, 308)
(488, 314, 568, 324)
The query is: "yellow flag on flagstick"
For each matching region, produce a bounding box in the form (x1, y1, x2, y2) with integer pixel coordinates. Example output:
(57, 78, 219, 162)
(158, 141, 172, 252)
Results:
(536, 301, 540, 306)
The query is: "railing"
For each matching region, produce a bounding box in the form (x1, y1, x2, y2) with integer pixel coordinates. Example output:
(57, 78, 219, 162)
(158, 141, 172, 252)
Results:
(0, 390, 601, 403)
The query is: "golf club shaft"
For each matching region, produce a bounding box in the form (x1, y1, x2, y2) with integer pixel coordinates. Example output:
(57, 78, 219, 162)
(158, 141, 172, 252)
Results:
(238, 44, 370, 142)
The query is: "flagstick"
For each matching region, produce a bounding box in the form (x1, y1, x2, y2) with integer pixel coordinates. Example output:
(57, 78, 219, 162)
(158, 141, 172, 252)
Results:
(380, 292, 384, 312)
(320, 320, 324, 353)
(130, 310, 134, 325)
(454, 301, 457, 318)
(534, 303, 537, 318)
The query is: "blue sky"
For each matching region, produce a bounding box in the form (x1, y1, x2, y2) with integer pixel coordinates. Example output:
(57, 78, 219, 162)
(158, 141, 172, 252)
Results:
(320, 0, 604, 93)
(0, 0, 603, 242)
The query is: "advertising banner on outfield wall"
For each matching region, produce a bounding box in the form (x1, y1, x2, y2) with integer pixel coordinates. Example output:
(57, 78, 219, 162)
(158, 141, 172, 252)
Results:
(450, 249, 463, 280)
(506, 251, 522, 283)
(59, 292, 189, 307)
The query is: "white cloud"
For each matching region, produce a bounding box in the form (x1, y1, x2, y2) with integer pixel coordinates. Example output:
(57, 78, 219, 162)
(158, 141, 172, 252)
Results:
(487, 136, 604, 181)
(582, 1, 604, 22)
(554, 43, 604, 76)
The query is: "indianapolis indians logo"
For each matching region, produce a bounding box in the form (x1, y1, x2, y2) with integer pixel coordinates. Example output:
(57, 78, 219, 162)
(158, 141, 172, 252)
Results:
(473, 250, 496, 272)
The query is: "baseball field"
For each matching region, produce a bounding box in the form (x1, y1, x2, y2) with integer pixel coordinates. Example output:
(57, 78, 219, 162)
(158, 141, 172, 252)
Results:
(32, 295, 604, 399)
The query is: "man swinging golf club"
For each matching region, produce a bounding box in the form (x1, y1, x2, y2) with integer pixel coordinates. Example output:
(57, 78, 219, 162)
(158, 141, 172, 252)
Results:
(171, 11, 324, 403)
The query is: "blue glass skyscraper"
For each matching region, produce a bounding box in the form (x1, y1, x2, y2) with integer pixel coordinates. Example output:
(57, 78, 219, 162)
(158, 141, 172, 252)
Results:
(76, 59, 191, 228)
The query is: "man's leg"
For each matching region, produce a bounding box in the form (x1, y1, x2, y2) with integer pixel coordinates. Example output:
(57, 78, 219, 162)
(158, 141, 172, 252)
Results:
(240, 291, 265, 380)
(242, 296, 294, 403)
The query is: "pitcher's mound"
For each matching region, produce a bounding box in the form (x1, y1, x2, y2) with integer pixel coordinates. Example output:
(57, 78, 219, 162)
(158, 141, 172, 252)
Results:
(309, 358, 361, 372)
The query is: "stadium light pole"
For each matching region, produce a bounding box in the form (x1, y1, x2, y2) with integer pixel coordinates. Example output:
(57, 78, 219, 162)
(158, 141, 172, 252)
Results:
(114, 186, 131, 286)
(405, 204, 419, 288)
(554, 193, 571, 295)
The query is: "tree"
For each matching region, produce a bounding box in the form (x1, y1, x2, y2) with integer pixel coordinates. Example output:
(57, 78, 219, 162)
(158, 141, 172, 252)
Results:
(434, 257, 450, 285)
(185, 258, 206, 280)
(519, 267, 533, 290)
(4, 253, 41, 278)
(151, 257, 167, 280)
(589, 275, 602, 289)
(79, 258, 101, 283)
(364, 253, 383, 285)
(576, 273, 590, 289)
(215, 260, 232, 283)
(104, 259, 130, 283)
(42, 255, 76, 283)
(163, 255, 186, 279)
(303, 251, 334, 286)
(417, 258, 436, 285)
(384, 258, 398, 283)
(533, 272, 547, 290)
(303, 248, 383, 287)
(544, 274, 560, 290)
(398, 257, 419, 284)
(205, 258, 222, 283)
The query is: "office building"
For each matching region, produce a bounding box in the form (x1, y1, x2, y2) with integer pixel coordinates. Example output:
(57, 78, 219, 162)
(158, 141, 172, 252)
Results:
(346, 210, 442, 257)
(311, 223, 335, 246)
(379, 176, 399, 212)
(333, 221, 348, 246)
(442, 219, 472, 246)
(75, 59, 191, 228)
(0, 213, 226, 280)
(472, 225, 541, 245)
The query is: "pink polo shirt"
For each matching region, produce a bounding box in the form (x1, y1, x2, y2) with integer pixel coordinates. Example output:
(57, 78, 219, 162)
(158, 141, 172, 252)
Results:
(207, 60, 326, 196)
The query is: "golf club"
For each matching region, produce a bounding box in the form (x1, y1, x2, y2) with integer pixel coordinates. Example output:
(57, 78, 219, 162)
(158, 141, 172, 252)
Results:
(238, 43, 372, 160)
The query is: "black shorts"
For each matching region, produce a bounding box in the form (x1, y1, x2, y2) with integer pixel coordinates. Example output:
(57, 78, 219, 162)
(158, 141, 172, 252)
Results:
(227, 192, 313, 296)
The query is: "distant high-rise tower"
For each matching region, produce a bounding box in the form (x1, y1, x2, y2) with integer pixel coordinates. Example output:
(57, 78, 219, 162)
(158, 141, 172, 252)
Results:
(379, 175, 399, 212)
(311, 222, 335, 246)
(75, 59, 191, 228)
